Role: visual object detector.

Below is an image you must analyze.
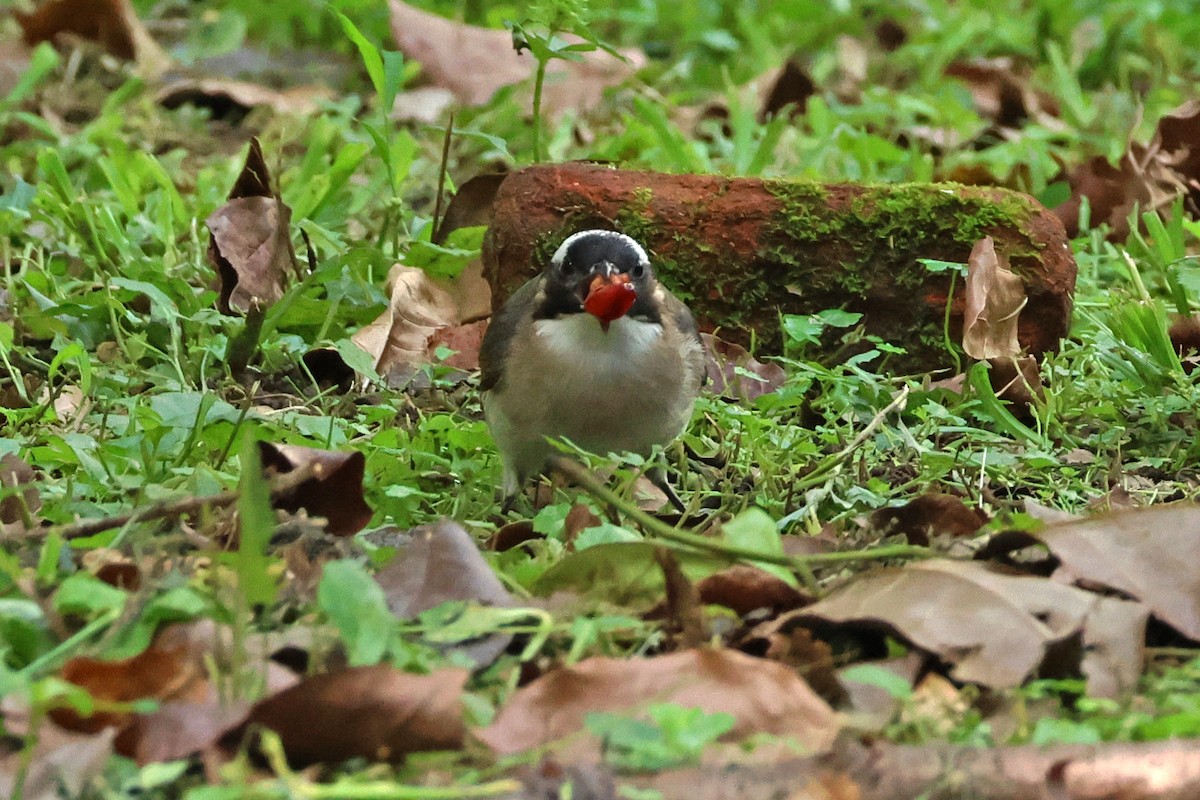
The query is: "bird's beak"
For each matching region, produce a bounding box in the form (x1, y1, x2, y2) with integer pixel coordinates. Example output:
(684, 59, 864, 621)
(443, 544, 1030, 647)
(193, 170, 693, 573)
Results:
(583, 270, 637, 333)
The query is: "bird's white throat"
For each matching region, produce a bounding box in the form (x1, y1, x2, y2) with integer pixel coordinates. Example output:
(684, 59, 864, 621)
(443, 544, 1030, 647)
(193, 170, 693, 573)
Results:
(533, 315, 663, 372)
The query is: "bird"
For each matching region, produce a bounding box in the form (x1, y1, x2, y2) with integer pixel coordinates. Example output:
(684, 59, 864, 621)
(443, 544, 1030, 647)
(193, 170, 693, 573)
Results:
(479, 229, 707, 501)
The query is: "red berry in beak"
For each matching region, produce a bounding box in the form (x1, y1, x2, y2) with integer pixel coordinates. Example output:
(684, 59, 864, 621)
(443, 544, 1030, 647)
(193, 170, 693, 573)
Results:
(584, 274, 637, 331)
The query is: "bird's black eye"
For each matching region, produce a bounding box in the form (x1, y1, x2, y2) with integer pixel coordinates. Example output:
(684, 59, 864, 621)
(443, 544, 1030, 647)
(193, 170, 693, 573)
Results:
(631, 263, 646, 279)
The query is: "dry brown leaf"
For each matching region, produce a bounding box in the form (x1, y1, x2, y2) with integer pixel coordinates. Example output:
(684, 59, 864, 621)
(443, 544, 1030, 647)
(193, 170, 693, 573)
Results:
(759, 59, 816, 120)
(207, 139, 298, 315)
(702, 333, 786, 401)
(0, 453, 40, 527)
(697, 565, 808, 616)
(388, 0, 643, 119)
(944, 58, 1060, 129)
(50, 645, 209, 735)
(157, 79, 332, 117)
(798, 559, 1144, 689)
(433, 172, 508, 245)
(870, 493, 988, 547)
(0, 724, 114, 800)
(351, 264, 459, 384)
(222, 665, 468, 767)
(476, 648, 840, 757)
(1024, 503, 1200, 640)
(15, 0, 170, 78)
(377, 519, 514, 616)
(962, 236, 1027, 360)
(258, 442, 373, 537)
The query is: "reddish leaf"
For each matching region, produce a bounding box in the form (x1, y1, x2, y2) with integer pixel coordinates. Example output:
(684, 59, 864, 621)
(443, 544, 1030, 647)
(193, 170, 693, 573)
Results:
(51, 646, 207, 734)
(0, 723, 114, 800)
(14, 0, 169, 76)
(476, 649, 840, 757)
(962, 237, 1026, 360)
(224, 665, 468, 767)
(258, 442, 373, 537)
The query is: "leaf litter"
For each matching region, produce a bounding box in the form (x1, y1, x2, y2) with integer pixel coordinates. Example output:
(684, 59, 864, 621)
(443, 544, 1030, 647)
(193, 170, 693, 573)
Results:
(12, 0, 1200, 796)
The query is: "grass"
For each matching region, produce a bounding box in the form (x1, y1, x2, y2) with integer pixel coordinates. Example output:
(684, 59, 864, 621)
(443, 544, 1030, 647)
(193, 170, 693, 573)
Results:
(6, 0, 1200, 794)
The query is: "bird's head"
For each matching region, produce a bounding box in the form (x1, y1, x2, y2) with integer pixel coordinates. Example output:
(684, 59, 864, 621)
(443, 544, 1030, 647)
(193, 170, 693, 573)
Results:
(541, 230, 656, 332)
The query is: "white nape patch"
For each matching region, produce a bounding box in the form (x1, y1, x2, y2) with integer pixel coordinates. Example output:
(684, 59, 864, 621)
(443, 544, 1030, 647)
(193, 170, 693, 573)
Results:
(533, 314, 663, 373)
(550, 230, 649, 267)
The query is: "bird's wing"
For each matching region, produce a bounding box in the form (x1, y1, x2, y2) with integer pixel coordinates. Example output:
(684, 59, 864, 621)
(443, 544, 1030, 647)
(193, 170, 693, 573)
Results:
(479, 276, 541, 392)
(662, 290, 708, 389)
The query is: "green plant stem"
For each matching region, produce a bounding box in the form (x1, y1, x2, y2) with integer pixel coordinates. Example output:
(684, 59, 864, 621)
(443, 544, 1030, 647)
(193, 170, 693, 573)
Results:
(532, 59, 547, 162)
(793, 384, 911, 492)
(549, 454, 931, 595)
(19, 608, 119, 678)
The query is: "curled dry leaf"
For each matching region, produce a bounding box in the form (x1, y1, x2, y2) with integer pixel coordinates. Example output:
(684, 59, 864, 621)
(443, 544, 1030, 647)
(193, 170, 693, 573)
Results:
(207, 138, 298, 315)
(477, 648, 840, 757)
(157, 79, 333, 117)
(798, 559, 1146, 690)
(222, 665, 468, 767)
(701, 333, 786, 401)
(258, 442, 373, 538)
(351, 264, 463, 386)
(945, 58, 1061, 129)
(388, 0, 644, 119)
(962, 236, 1027, 361)
(15, 0, 170, 78)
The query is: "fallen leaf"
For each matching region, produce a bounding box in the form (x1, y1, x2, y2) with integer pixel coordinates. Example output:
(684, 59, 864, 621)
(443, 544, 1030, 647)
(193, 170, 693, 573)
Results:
(50, 644, 209, 734)
(870, 493, 988, 547)
(702, 333, 786, 401)
(944, 58, 1060, 129)
(759, 59, 815, 120)
(0, 724, 114, 800)
(207, 138, 298, 315)
(739, 613, 843, 705)
(388, 0, 644, 118)
(258, 442, 373, 538)
(376, 519, 513, 616)
(797, 559, 1137, 689)
(697, 565, 808, 615)
(987, 354, 1044, 419)
(962, 237, 1027, 361)
(476, 648, 839, 757)
(1018, 503, 1200, 640)
(0, 453, 40, 526)
(157, 79, 332, 117)
(15, 0, 170, 78)
(223, 665, 468, 766)
(350, 264, 461, 386)
(433, 172, 508, 245)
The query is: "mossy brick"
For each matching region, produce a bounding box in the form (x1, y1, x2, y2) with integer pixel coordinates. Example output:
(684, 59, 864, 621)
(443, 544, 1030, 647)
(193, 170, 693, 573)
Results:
(482, 163, 1076, 372)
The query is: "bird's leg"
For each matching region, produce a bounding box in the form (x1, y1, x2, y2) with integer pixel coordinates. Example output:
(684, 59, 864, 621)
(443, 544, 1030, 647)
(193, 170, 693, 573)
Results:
(645, 461, 687, 514)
